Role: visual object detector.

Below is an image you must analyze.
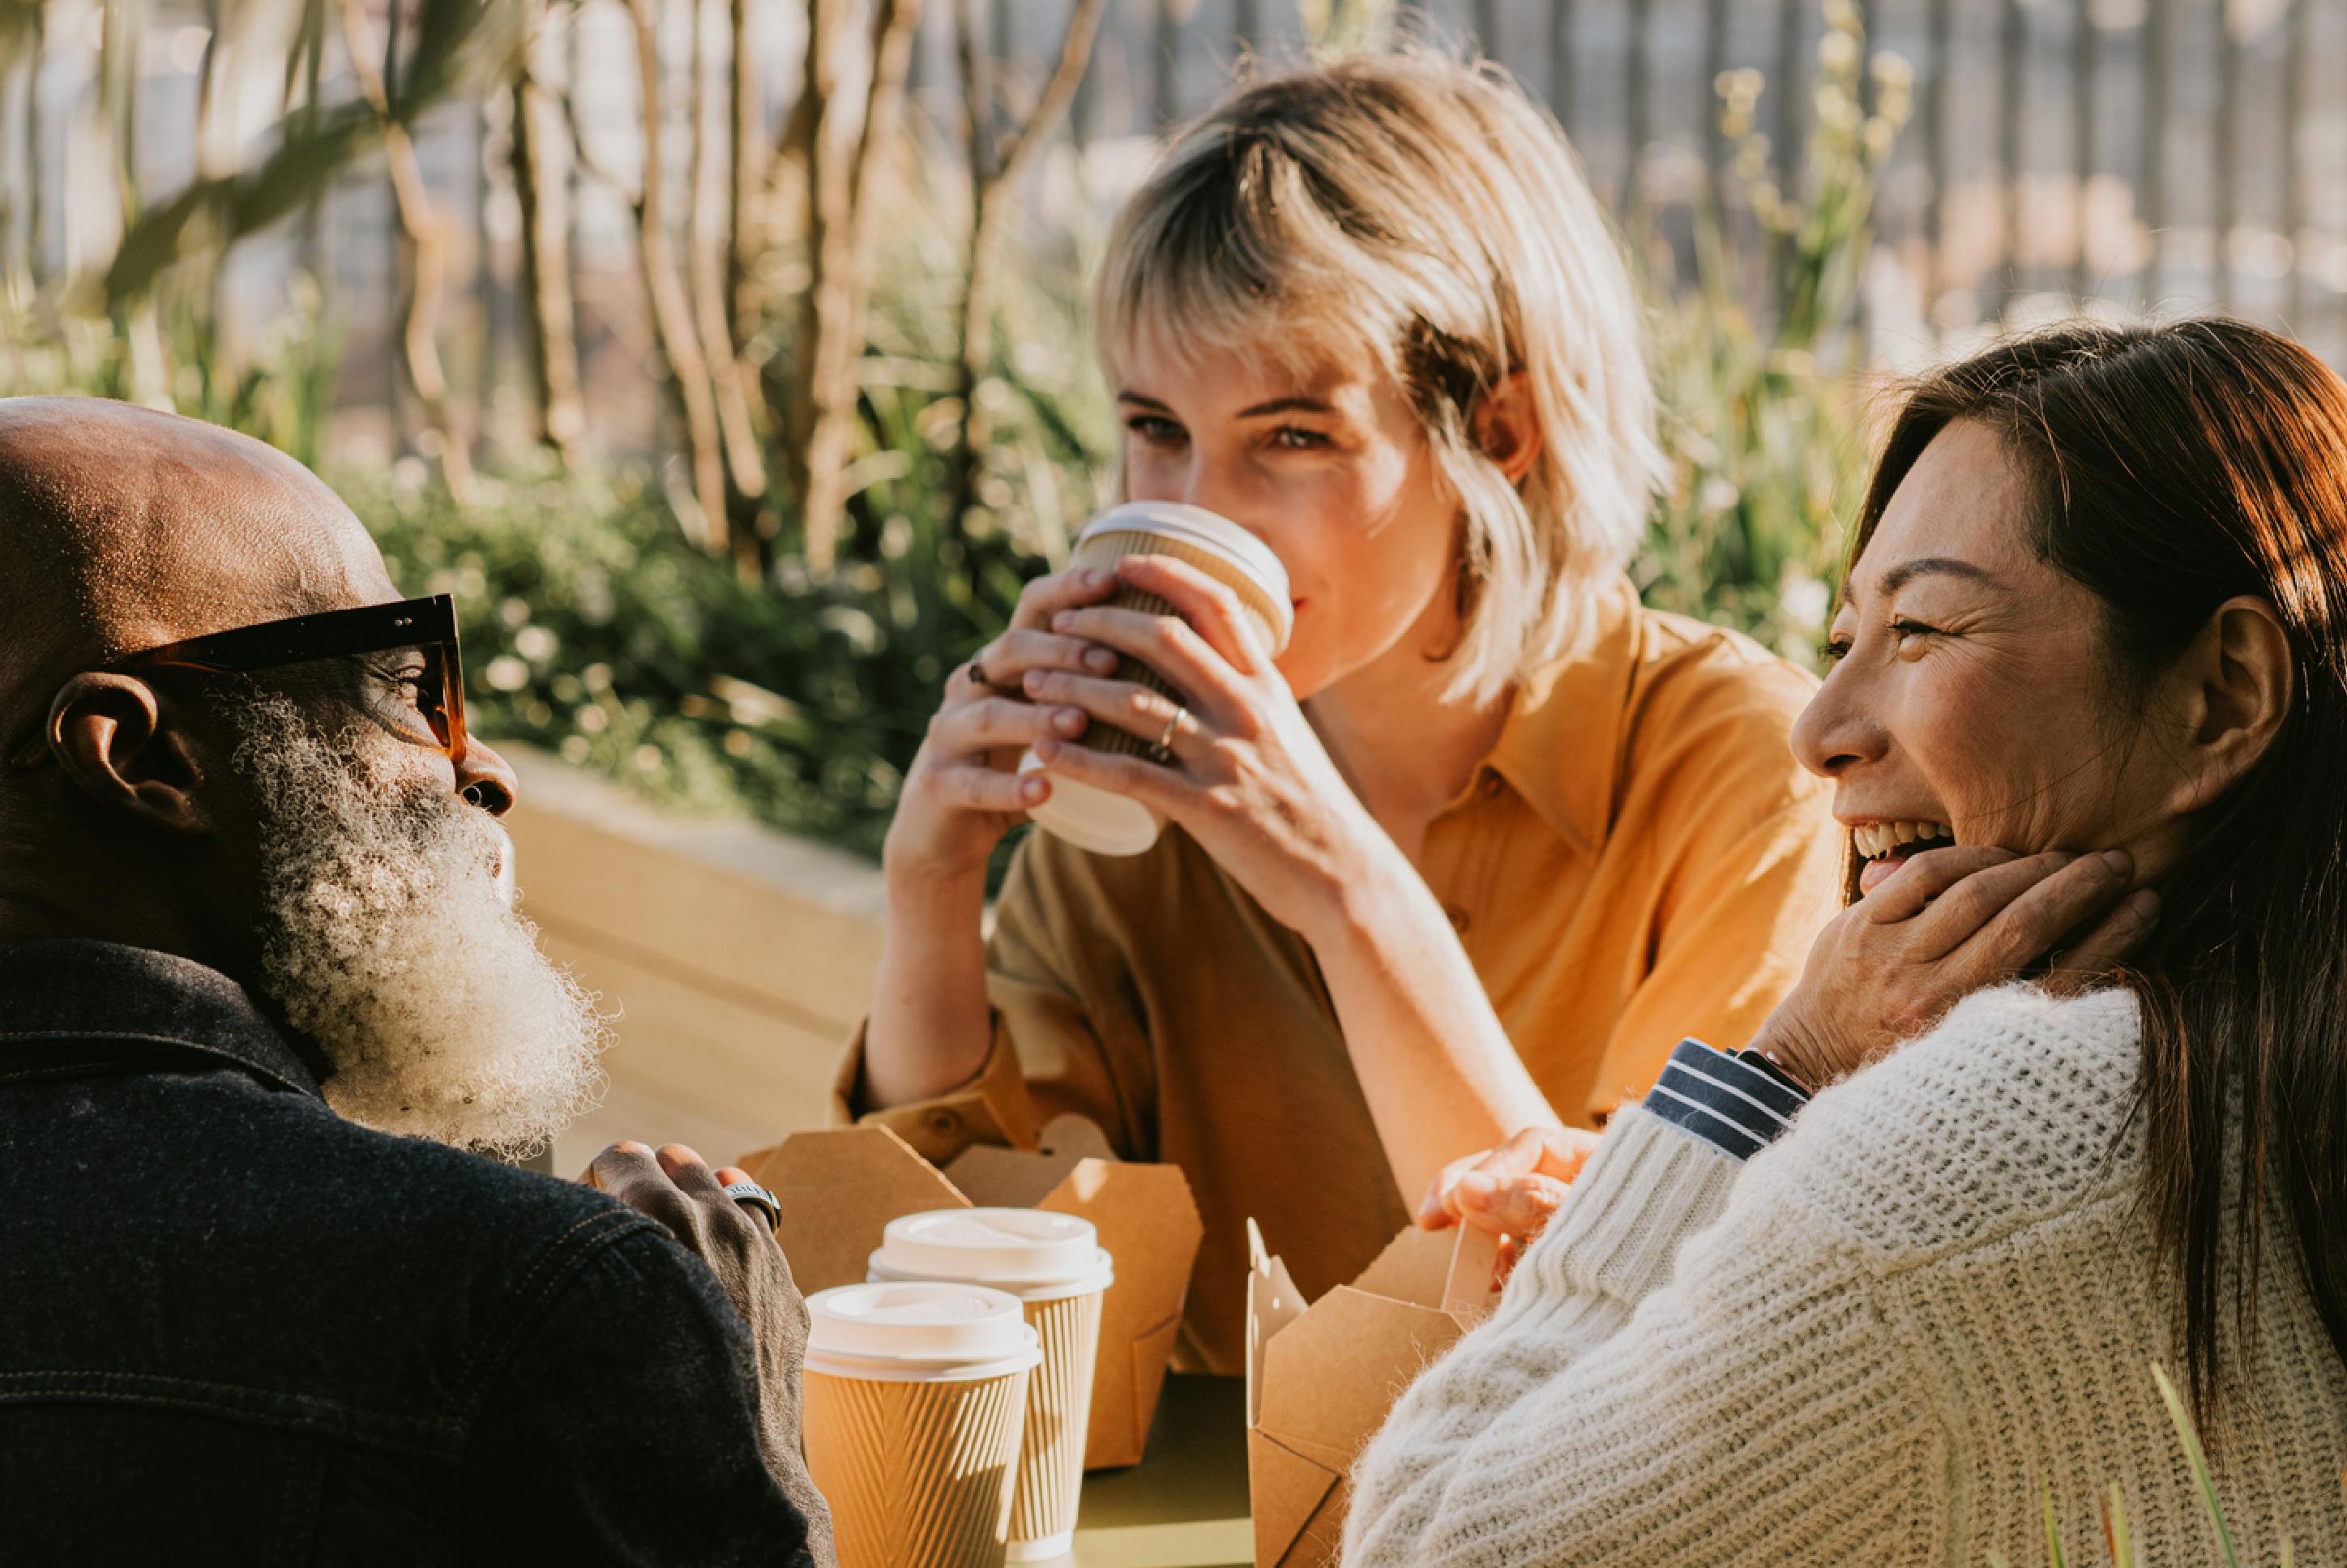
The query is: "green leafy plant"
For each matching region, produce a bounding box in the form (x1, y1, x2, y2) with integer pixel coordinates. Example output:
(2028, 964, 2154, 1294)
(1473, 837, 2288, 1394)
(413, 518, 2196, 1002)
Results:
(1635, 0, 1909, 666)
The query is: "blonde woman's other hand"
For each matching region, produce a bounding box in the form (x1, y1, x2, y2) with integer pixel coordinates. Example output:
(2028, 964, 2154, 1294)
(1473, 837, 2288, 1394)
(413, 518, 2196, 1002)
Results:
(1417, 1125, 1602, 1288)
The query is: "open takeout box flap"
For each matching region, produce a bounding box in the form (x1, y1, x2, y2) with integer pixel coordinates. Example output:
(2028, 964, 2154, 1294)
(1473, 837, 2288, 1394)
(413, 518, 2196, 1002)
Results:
(1258, 1287, 1475, 1466)
(736, 1125, 969, 1295)
(1243, 1222, 1500, 1566)
(737, 1116, 1201, 1471)
(1244, 1218, 1309, 1429)
(1247, 1427, 1345, 1568)
(1349, 1221, 1500, 1319)
(944, 1112, 1117, 1207)
(1032, 1153, 1203, 1469)
(1109, 1309, 1186, 1470)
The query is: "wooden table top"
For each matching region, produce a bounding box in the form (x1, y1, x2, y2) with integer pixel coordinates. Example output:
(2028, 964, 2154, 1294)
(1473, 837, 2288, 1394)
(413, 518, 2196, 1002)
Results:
(1059, 1375, 1252, 1568)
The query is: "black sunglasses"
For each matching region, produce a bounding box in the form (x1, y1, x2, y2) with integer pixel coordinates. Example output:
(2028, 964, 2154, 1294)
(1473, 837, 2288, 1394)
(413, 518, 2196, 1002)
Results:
(6, 595, 468, 770)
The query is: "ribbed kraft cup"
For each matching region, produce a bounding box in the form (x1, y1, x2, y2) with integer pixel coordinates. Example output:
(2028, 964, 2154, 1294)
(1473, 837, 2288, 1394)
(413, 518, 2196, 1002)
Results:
(864, 1212, 1114, 1562)
(1059, 506, 1293, 763)
(803, 1364, 1031, 1568)
(1024, 502, 1293, 857)
(1003, 1287, 1106, 1560)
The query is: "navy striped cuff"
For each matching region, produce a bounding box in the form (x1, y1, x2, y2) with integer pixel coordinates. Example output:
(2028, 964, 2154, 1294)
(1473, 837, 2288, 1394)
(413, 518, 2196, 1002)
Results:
(1640, 1039, 1812, 1161)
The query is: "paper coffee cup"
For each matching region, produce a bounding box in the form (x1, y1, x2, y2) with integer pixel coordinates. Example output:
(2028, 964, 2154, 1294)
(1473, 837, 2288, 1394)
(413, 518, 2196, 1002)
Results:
(1021, 502, 1294, 857)
(802, 1281, 1042, 1568)
(869, 1209, 1116, 1562)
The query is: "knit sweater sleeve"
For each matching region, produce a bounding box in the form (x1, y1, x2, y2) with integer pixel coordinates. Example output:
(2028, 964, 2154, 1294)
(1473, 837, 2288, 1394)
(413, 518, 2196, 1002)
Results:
(1343, 1104, 1948, 1565)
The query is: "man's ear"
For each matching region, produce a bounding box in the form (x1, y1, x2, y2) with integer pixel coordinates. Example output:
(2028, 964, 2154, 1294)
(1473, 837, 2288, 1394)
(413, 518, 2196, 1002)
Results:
(2161, 595, 2294, 817)
(45, 673, 221, 835)
(1473, 373, 1544, 485)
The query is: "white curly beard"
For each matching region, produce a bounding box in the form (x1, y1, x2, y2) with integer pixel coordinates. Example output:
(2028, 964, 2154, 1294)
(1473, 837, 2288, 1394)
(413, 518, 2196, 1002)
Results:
(233, 695, 609, 1158)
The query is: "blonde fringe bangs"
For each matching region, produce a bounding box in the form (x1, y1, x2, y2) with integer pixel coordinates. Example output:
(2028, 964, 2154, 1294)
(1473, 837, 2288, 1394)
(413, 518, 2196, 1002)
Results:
(1092, 49, 1663, 707)
(1094, 142, 1407, 387)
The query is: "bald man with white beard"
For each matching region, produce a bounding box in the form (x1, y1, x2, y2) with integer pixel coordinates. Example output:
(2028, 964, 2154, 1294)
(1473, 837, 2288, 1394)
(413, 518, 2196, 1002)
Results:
(0, 398, 835, 1562)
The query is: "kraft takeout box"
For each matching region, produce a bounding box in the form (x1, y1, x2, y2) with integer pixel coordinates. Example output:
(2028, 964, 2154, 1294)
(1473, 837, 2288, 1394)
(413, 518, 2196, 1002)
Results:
(737, 1113, 1203, 1471)
(1244, 1217, 1499, 1568)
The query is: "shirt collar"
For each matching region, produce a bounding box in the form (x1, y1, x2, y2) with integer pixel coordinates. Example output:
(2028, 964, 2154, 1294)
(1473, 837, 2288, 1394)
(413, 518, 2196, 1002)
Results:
(0, 938, 323, 1100)
(1481, 575, 1644, 858)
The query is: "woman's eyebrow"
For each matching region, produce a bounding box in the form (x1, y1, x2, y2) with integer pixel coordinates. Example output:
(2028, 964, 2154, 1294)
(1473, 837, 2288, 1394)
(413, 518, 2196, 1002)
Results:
(1117, 391, 1173, 410)
(1234, 395, 1337, 418)
(1844, 555, 1999, 605)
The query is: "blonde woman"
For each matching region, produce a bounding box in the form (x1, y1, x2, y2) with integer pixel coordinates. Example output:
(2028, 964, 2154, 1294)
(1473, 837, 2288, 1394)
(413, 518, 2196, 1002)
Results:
(838, 52, 1843, 1370)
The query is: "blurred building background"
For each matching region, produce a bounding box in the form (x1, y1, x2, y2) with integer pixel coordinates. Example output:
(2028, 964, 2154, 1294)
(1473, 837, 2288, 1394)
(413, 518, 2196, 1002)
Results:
(7, 0, 2342, 470)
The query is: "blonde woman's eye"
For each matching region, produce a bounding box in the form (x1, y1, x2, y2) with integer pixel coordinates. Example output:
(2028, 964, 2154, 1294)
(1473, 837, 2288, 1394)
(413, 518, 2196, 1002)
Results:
(1270, 426, 1328, 450)
(1125, 416, 1184, 445)
(1818, 636, 1853, 664)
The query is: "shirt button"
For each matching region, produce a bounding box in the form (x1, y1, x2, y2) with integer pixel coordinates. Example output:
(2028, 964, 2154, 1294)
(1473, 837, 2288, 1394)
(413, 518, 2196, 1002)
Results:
(1444, 903, 1472, 933)
(923, 1109, 963, 1139)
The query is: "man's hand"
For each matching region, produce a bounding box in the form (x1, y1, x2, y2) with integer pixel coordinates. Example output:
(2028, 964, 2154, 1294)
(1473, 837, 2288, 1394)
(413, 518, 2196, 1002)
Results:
(584, 1143, 810, 1479)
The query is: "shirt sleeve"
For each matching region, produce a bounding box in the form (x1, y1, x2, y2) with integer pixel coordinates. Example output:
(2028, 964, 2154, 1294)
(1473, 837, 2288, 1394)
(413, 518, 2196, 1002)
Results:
(1343, 1106, 1945, 1566)
(829, 831, 1149, 1164)
(460, 1219, 835, 1567)
(1639, 1039, 1810, 1160)
(1584, 683, 1844, 1124)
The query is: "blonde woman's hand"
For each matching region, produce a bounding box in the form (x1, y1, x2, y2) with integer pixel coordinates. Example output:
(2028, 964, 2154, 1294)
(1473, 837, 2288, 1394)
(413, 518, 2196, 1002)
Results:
(1415, 1125, 1601, 1288)
(1749, 845, 2159, 1091)
(1020, 552, 1391, 944)
(882, 567, 1124, 887)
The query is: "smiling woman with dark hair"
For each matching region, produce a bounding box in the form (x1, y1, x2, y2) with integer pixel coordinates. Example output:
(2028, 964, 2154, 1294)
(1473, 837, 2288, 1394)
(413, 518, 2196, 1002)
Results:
(1349, 319, 2347, 1565)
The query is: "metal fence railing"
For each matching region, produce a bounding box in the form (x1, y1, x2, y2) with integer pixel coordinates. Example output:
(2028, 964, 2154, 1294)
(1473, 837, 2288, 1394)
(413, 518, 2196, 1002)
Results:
(11, 0, 2340, 445)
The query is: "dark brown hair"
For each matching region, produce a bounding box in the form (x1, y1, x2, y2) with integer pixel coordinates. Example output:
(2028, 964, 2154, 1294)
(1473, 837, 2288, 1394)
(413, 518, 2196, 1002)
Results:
(1846, 318, 2347, 1421)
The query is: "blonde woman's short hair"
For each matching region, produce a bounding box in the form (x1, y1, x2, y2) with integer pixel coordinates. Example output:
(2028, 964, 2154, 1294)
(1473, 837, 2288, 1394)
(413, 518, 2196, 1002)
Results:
(1095, 50, 1663, 706)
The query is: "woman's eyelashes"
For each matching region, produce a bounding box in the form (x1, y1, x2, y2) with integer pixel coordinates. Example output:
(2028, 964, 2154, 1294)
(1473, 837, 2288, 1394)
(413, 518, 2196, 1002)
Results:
(1887, 615, 1945, 650)
(1123, 413, 1185, 447)
(1122, 411, 1337, 458)
(1818, 615, 1949, 665)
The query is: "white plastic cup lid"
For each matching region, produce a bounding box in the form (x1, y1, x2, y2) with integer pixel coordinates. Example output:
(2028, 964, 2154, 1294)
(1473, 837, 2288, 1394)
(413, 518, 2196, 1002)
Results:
(1075, 502, 1294, 652)
(870, 1207, 1115, 1296)
(803, 1280, 1042, 1380)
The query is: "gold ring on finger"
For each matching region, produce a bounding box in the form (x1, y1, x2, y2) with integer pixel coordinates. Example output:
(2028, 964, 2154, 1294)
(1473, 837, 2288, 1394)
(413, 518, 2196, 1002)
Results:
(1151, 706, 1188, 763)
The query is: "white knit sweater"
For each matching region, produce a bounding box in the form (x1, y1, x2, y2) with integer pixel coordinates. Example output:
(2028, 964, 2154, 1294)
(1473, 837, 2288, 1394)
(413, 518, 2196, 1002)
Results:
(1345, 984, 2347, 1565)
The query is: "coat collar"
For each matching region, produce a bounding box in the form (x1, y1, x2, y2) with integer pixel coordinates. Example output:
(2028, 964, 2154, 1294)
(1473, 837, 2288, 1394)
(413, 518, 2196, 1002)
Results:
(0, 938, 323, 1100)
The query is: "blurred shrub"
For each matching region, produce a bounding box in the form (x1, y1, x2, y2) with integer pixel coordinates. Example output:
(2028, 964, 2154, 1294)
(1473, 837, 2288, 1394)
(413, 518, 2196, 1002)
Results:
(359, 458, 1045, 861)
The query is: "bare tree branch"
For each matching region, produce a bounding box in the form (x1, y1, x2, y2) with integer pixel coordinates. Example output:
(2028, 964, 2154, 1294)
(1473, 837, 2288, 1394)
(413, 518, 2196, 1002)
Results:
(621, 0, 729, 555)
(339, 0, 477, 501)
(781, 0, 925, 573)
(512, 0, 585, 465)
(687, 0, 768, 569)
(947, 0, 1106, 534)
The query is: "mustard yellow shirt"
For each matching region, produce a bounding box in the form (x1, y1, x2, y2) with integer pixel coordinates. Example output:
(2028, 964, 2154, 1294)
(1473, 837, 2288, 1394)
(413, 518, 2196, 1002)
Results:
(835, 578, 1844, 1373)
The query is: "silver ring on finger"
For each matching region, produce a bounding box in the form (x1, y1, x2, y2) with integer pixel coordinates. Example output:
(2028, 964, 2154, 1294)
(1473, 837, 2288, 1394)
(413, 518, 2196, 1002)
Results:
(1149, 705, 1189, 764)
(721, 1180, 781, 1233)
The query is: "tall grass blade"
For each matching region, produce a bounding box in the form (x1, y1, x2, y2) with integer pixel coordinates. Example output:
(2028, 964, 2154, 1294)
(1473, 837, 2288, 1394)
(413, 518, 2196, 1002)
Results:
(2150, 1362, 2241, 1567)
(2040, 1473, 2069, 1568)
(2101, 1480, 2134, 1568)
